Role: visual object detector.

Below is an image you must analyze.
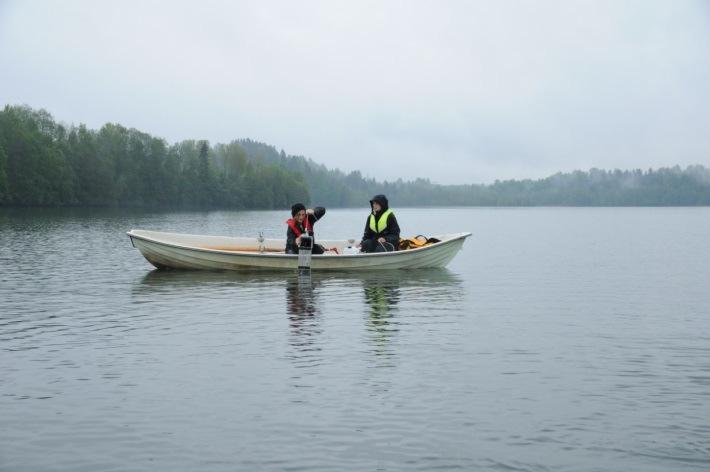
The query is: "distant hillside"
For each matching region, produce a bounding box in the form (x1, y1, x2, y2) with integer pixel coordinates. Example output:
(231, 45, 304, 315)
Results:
(1, 105, 709, 208)
(235, 139, 710, 207)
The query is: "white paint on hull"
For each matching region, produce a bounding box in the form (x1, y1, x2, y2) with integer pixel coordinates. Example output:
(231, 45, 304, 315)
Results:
(127, 229, 471, 271)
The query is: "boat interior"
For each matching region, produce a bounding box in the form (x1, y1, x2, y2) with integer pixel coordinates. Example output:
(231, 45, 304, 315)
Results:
(129, 230, 455, 256)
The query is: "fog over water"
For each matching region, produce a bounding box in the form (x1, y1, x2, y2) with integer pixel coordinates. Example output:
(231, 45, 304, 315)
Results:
(2, 1, 710, 183)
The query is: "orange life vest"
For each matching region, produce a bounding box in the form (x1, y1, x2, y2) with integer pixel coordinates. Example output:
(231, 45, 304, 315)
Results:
(286, 217, 312, 237)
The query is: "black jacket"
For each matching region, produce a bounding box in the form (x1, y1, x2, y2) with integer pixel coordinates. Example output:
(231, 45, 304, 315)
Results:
(286, 206, 326, 254)
(361, 195, 400, 249)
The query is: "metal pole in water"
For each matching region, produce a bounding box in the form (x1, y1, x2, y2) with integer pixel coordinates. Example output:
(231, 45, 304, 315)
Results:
(297, 235, 313, 274)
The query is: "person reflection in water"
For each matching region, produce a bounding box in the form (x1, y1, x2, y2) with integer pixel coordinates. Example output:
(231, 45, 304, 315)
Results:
(363, 278, 401, 363)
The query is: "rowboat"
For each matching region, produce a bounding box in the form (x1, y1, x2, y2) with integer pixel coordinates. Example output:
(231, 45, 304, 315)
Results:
(127, 229, 471, 271)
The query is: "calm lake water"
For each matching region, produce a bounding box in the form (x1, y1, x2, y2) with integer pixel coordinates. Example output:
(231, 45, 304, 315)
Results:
(1, 207, 709, 471)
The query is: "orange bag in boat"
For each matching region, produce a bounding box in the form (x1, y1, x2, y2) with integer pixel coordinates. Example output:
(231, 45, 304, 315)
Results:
(398, 235, 441, 250)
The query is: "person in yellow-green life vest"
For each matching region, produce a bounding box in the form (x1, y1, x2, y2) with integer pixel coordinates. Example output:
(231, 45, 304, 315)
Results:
(360, 194, 400, 253)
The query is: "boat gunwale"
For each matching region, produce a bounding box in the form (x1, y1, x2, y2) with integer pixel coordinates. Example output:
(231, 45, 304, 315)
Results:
(127, 230, 472, 259)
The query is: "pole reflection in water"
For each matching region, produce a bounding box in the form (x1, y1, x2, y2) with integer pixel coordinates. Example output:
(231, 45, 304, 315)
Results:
(285, 272, 323, 368)
(286, 272, 318, 317)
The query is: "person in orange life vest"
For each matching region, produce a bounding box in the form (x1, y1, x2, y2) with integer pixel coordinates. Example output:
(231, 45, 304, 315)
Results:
(285, 203, 326, 254)
(360, 194, 400, 253)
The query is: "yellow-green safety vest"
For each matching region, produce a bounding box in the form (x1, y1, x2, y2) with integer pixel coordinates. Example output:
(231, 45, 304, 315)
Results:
(369, 209, 393, 234)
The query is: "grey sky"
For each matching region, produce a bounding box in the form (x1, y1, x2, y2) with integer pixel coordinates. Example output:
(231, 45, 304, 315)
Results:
(2, 1, 709, 184)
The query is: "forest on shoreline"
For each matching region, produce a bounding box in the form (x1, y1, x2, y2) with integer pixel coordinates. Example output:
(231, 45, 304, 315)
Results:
(1, 105, 709, 209)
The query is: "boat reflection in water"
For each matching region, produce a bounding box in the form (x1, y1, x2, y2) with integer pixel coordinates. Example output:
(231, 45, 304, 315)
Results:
(136, 269, 464, 369)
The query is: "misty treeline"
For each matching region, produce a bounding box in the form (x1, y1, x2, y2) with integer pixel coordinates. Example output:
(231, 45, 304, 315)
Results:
(2, 105, 710, 209)
(240, 140, 710, 206)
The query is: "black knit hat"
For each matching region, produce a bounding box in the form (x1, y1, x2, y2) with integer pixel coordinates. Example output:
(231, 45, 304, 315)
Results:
(291, 203, 306, 216)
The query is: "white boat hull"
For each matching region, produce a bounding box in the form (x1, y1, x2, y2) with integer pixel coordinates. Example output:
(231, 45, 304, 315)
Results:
(127, 229, 471, 271)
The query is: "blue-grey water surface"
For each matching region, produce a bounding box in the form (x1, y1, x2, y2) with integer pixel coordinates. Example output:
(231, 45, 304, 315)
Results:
(1, 207, 709, 471)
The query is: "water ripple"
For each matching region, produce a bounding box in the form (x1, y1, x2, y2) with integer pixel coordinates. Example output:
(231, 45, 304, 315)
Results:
(2, 208, 710, 470)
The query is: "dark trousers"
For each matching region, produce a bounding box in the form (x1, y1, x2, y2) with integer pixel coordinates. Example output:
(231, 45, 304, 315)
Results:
(361, 239, 395, 253)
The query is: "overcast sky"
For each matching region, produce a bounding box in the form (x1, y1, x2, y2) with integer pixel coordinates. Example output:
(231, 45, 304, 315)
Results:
(2, 1, 709, 184)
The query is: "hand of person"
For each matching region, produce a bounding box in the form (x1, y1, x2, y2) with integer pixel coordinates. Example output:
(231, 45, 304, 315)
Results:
(296, 235, 302, 245)
(377, 237, 385, 243)
(306, 208, 315, 215)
